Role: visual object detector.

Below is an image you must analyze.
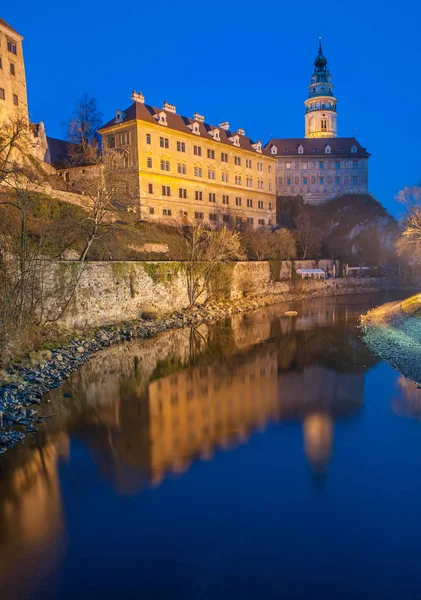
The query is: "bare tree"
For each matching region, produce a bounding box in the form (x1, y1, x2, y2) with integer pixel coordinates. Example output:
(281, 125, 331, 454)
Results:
(294, 211, 322, 259)
(182, 224, 244, 306)
(397, 185, 421, 245)
(74, 153, 137, 261)
(0, 119, 83, 365)
(242, 227, 297, 260)
(66, 94, 103, 165)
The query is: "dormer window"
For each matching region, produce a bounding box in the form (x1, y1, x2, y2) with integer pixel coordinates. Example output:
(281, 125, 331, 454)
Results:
(115, 110, 126, 124)
(325, 145, 331, 154)
(298, 145, 304, 154)
(351, 145, 357, 153)
(229, 135, 240, 147)
(189, 121, 200, 135)
(271, 145, 278, 155)
(252, 141, 262, 153)
(157, 111, 167, 126)
(209, 129, 220, 141)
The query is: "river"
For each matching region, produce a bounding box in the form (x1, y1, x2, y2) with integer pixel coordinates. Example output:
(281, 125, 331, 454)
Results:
(1, 291, 421, 599)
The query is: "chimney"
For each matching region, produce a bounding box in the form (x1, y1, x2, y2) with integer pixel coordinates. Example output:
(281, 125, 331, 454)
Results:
(162, 101, 176, 113)
(237, 127, 246, 136)
(219, 122, 230, 130)
(131, 91, 145, 104)
(193, 112, 205, 122)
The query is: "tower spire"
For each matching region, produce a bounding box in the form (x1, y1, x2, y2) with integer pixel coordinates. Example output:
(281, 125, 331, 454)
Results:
(304, 39, 338, 138)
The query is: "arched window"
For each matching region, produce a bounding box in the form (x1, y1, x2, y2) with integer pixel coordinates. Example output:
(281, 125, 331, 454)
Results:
(311, 176, 316, 184)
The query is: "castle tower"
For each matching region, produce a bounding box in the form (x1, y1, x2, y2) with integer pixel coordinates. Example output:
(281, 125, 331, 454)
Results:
(304, 38, 337, 138)
(0, 17, 29, 123)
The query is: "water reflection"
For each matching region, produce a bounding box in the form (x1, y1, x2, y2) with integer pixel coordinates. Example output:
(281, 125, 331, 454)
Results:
(0, 294, 400, 598)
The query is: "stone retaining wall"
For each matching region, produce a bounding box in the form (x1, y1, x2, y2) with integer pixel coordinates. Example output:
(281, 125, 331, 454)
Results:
(47, 260, 404, 331)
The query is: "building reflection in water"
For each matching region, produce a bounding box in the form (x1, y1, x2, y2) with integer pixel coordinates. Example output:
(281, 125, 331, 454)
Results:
(0, 295, 381, 596)
(393, 375, 421, 419)
(0, 433, 69, 599)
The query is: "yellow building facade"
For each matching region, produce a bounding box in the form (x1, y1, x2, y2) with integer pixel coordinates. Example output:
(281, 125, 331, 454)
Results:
(0, 18, 28, 123)
(99, 93, 277, 227)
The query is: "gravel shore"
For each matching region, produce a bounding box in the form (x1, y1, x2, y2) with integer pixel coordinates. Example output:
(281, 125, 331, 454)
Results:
(361, 293, 421, 384)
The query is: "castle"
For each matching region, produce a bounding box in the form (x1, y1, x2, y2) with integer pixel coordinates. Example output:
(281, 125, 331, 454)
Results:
(266, 39, 370, 205)
(0, 18, 370, 222)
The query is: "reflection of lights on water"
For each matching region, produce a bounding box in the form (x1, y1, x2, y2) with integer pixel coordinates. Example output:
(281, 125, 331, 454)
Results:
(393, 376, 421, 419)
(303, 413, 333, 474)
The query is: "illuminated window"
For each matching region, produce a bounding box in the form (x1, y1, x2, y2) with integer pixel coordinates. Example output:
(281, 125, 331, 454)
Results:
(286, 162, 291, 169)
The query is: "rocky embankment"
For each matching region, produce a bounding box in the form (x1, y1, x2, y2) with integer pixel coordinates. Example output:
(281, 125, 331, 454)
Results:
(361, 293, 421, 383)
(0, 295, 285, 456)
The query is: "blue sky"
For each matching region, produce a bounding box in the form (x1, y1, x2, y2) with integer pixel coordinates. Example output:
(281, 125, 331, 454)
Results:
(3, 0, 419, 216)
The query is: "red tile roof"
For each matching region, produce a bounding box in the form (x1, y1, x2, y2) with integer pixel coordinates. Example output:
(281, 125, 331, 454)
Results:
(264, 137, 370, 157)
(99, 101, 274, 157)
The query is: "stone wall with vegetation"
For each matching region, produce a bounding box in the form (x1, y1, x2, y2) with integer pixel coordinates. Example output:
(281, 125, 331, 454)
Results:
(50, 260, 403, 331)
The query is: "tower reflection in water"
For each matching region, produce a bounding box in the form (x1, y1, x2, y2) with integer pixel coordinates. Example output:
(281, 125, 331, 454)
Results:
(0, 296, 381, 596)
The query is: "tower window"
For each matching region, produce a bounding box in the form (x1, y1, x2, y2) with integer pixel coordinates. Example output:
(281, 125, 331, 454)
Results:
(321, 119, 327, 131)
